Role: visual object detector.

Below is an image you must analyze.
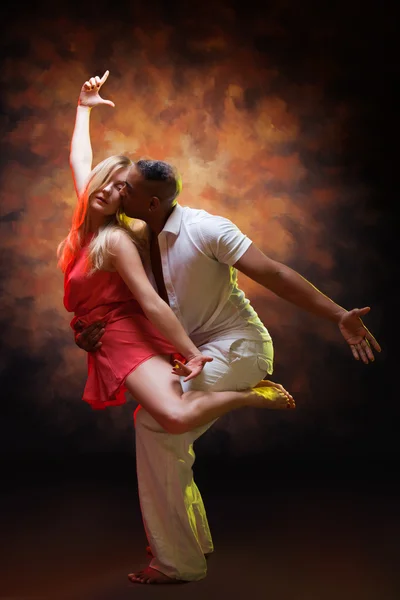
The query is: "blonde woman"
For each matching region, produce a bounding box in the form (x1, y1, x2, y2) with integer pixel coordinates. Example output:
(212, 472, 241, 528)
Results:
(58, 72, 295, 434)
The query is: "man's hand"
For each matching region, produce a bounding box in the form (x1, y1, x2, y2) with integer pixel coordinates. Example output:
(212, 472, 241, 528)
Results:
(78, 70, 115, 109)
(74, 321, 105, 352)
(338, 307, 381, 364)
(172, 354, 214, 382)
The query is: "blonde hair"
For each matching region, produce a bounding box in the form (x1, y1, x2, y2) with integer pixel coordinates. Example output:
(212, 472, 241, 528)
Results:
(58, 155, 147, 273)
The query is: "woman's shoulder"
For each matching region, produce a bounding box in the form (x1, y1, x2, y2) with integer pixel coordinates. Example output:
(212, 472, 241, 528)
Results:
(104, 227, 142, 260)
(107, 226, 135, 246)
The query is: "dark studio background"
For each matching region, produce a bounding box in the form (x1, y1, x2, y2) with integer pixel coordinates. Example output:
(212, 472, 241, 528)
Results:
(0, 0, 397, 598)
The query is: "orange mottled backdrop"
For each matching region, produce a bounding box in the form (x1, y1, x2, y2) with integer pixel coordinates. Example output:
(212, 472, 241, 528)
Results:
(0, 0, 390, 458)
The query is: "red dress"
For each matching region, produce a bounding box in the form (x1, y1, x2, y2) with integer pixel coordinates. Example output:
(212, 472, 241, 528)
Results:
(64, 238, 176, 410)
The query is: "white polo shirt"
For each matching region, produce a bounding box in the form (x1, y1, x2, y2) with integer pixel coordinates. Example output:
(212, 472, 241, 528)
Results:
(147, 204, 271, 347)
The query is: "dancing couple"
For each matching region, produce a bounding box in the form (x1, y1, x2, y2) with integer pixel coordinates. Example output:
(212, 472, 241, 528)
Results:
(59, 71, 380, 584)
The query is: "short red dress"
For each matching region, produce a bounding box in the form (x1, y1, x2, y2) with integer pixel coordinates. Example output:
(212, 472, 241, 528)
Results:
(64, 237, 176, 410)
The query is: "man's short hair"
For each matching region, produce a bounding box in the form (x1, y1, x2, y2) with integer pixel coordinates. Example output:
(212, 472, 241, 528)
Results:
(136, 159, 181, 202)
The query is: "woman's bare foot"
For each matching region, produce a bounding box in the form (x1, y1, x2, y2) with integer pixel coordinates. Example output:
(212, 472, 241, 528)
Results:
(128, 566, 186, 584)
(249, 380, 296, 409)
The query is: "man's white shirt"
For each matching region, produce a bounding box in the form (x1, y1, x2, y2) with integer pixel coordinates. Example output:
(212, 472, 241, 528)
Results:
(145, 204, 271, 347)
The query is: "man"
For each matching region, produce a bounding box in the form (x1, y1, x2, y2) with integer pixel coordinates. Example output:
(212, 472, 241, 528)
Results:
(76, 158, 380, 584)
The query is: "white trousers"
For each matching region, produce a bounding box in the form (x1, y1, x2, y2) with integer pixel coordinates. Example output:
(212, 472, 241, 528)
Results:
(134, 336, 274, 581)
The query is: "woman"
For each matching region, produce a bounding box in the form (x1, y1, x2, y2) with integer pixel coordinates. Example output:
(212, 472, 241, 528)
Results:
(58, 72, 295, 435)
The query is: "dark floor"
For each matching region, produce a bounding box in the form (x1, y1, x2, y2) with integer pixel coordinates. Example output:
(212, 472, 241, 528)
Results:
(1, 455, 398, 600)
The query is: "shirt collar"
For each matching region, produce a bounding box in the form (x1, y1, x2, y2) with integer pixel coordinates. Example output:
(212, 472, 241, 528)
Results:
(161, 203, 183, 236)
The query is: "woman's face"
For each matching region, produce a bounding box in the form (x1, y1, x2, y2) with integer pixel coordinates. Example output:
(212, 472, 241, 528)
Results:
(89, 166, 130, 216)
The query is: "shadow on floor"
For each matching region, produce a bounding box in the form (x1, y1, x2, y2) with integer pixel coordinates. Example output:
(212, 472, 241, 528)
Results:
(1, 455, 398, 600)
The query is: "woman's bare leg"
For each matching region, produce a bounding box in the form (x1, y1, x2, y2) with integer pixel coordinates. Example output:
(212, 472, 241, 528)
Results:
(124, 355, 294, 436)
(181, 379, 295, 432)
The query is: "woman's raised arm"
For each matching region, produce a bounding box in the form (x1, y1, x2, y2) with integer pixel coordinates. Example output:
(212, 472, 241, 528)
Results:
(70, 70, 115, 198)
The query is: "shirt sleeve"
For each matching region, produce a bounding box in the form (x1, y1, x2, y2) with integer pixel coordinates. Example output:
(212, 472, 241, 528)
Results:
(196, 215, 253, 265)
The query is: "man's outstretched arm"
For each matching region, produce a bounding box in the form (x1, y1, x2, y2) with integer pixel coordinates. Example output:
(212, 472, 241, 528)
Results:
(233, 243, 381, 363)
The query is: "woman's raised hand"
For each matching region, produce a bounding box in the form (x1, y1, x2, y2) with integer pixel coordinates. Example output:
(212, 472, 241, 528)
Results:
(78, 70, 115, 109)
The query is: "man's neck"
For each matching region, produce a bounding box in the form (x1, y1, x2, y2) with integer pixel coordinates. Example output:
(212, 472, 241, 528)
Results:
(147, 204, 176, 237)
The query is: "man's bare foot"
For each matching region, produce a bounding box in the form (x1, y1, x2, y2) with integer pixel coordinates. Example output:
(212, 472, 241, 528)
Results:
(146, 545, 212, 560)
(128, 566, 186, 584)
(249, 380, 296, 409)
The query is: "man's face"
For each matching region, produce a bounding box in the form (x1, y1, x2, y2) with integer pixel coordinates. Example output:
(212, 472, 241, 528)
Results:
(120, 165, 149, 219)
